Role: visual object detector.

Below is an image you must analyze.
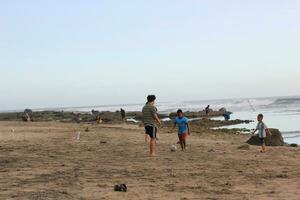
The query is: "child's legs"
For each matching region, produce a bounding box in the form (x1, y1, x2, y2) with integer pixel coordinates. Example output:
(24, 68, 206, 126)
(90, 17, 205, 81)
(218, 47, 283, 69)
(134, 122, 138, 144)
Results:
(177, 135, 182, 149)
(178, 134, 187, 150)
(182, 133, 187, 149)
(182, 139, 186, 149)
(145, 125, 157, 155)
(260, 138, 266, 152)
(150, 139, 156, 155)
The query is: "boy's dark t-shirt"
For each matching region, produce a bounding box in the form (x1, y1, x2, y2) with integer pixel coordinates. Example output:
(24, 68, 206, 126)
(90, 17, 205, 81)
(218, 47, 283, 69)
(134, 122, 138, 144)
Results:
(142, 103, 157, 126)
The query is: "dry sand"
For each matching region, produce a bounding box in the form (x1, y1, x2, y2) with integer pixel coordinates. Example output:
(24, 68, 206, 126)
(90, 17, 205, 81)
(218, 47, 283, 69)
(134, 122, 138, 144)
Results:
(0, 121, 300, 200)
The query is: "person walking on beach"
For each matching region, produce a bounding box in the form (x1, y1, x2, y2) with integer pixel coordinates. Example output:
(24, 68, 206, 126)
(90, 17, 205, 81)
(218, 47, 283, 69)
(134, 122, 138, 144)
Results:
(205, 105, 210, 116)
(252, 114, 272, 153)
(142, 95, 161, 156)
(173, 109, 190, 151)
(120, 108, 126, 121)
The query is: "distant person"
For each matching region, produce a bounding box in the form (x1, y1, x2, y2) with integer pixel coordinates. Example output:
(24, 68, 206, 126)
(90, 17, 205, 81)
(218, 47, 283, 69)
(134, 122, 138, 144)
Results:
(252, 114, 272, 153)
(96, 115, 102, 124)
(205, 105, 210, 116)
(120, 108, 126, 121)
(25, 113, 31, 122)
(223, 111, 232, 121)
(142, 95, 161, 156)
(173, 109, 190, 151)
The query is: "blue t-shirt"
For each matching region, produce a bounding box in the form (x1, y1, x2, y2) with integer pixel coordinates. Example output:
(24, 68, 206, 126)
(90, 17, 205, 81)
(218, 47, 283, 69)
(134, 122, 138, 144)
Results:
(175, 117, 189, 134)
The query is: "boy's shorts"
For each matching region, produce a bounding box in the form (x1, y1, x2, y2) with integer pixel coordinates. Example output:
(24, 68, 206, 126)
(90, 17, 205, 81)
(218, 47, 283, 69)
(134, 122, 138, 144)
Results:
(178, 133, 188, 141)
(259, 138, 266, 144)
(145, 125, 157, 139)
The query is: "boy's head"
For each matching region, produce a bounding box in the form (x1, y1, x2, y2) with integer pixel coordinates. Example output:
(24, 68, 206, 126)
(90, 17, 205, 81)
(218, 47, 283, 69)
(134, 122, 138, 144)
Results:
(147, 95, 156, 104)
(257, 113, 264, 122)
(177, 109, 184, 118)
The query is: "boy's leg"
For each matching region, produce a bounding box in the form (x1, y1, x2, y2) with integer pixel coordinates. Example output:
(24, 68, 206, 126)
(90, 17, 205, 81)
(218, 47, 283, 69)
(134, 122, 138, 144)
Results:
(178, 135, 184, 151)
(150, 139, 156, 156)
(260, 138, 266, 153)
(180, 140, 184, 151)
(182, 133, 187, 150)
(149, 126, 157, 156)
(262, 143, 266, 152)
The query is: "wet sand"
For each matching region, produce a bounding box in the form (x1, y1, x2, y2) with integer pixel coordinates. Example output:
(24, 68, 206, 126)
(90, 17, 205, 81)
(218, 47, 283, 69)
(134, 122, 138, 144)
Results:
(0, 121, 300, 200)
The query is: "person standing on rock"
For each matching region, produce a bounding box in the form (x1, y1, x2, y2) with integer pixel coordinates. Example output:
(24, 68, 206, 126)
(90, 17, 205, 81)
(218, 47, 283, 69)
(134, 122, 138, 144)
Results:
(120, 108, 126, 121)
(205, 105, 210, 116)
(252, 114, 272, 153)
(142, 95, 161, 156)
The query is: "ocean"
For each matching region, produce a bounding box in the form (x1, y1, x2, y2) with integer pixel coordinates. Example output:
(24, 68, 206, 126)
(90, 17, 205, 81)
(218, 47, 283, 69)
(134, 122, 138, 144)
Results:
(14, 96, 300, 144)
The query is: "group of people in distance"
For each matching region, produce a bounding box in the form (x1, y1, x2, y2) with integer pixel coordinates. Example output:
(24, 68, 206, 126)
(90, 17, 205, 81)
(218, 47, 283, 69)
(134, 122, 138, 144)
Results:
(142, 95, 272, 156)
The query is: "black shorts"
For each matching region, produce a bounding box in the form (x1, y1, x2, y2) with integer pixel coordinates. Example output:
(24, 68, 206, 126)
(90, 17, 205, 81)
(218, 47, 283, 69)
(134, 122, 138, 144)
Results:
(145, 125, 157, 139)
(259, 138, 266, 144)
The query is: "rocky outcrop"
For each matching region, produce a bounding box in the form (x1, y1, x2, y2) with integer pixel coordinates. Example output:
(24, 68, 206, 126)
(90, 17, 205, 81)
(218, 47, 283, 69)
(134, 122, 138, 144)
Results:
(169, 109, 229, 119)
(247, 129, 284, 146)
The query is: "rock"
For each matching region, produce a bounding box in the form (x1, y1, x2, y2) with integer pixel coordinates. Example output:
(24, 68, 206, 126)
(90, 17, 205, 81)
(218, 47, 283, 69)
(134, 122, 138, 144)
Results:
(290, 143, 298, 147)
(219, 107, 227, 112)
(246, 129, 284, 146)
(238, 144, 250, 150)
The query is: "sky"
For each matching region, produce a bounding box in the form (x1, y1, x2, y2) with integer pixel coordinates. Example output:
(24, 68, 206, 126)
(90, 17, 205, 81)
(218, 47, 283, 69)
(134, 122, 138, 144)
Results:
(0, 0, 300, 110)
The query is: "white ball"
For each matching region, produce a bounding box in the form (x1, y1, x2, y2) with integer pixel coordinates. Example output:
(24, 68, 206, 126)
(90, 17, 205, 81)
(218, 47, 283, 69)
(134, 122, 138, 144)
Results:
(170, 144, 177, 152)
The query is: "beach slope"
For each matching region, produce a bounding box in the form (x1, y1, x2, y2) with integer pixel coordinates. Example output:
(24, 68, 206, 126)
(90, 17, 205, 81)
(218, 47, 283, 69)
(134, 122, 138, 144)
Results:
(0, 121, 299, 200)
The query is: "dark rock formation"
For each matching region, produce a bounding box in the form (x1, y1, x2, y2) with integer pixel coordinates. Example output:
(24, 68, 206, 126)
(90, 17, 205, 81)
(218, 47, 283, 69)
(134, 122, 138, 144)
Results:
(247, 129, 284, 146)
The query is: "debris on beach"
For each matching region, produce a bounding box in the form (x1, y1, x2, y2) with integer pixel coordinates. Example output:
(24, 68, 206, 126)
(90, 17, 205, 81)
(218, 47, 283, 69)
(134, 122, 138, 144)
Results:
(114, 184, 127, 192)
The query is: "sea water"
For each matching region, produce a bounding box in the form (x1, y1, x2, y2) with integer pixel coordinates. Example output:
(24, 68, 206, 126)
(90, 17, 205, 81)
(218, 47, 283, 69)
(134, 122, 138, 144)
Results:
(18, 96, 300, 144)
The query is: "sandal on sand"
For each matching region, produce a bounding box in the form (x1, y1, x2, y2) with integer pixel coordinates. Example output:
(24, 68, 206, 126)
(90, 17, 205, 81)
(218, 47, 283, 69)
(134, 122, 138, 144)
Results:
(114, 184, 127, 192)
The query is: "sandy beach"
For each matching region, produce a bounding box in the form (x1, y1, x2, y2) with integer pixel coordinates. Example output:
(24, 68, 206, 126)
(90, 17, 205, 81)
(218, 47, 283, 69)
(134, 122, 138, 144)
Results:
(0, 121, 299, 200)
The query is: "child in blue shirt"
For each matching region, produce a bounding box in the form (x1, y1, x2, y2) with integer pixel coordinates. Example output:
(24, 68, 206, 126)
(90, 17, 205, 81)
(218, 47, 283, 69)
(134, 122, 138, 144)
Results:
(173, 109, 190, 151)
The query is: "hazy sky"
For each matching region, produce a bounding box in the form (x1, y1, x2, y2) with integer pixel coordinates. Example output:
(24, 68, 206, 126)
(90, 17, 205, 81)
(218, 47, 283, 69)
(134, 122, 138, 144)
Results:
(1, 0, 299, 110)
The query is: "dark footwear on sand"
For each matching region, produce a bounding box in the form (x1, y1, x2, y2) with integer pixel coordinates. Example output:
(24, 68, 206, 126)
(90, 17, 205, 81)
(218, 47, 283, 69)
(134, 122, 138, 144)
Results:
(114, 184, 127, 192)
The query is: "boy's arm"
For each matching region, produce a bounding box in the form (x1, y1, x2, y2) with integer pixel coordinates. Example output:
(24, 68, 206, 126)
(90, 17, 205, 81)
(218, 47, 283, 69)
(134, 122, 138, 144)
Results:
(153, 113, 162, 126)
(187, 123, 191, 135)
(252, 128, 257, 134)
(151, 107, 161, 126)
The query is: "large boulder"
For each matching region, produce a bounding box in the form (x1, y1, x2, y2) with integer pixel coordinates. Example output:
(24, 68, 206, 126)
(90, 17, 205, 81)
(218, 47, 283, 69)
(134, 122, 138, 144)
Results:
(247, 128, 284, 146)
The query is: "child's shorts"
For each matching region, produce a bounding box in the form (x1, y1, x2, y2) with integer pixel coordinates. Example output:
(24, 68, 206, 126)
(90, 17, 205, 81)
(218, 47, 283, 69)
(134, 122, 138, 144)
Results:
(145, 125, 157, 139)
(178, 133, 188, 141)
(259, 138, 266, 144)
